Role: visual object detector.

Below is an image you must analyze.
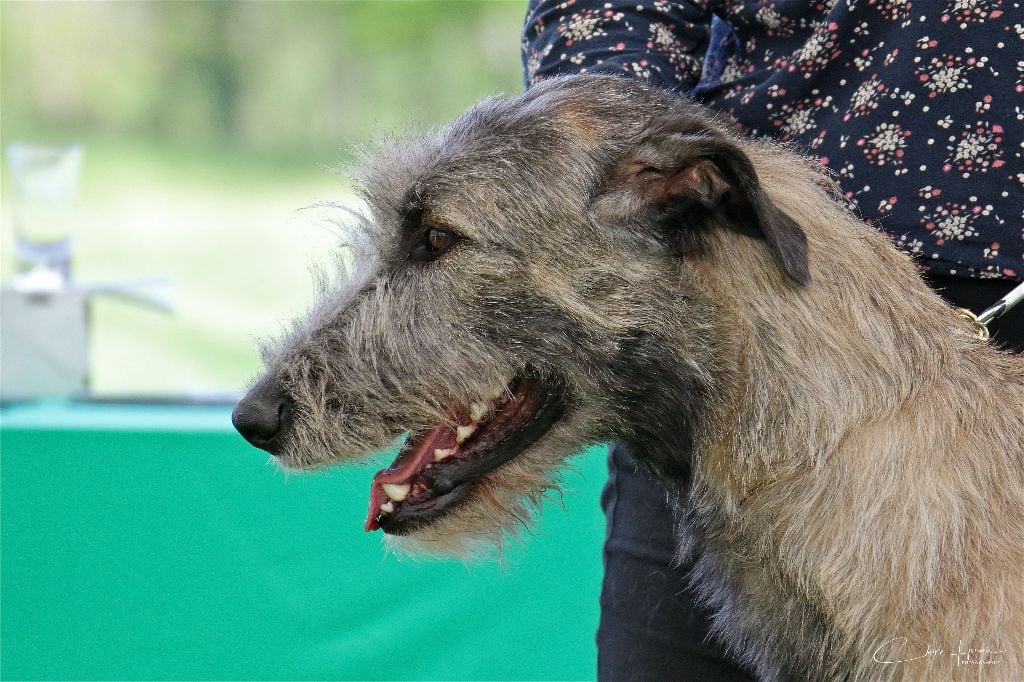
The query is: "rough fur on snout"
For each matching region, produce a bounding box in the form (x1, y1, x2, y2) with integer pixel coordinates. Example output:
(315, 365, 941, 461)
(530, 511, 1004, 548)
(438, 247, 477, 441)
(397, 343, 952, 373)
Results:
(242, 75, 1024, 680)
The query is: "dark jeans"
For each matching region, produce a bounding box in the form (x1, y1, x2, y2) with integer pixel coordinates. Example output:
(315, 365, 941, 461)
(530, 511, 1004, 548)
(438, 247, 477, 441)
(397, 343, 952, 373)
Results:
(597, 273, 1023, 681)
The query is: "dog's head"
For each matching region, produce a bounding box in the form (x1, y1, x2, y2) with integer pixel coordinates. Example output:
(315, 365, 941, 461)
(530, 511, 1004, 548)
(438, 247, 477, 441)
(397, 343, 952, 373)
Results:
(233, 75, 809, 553)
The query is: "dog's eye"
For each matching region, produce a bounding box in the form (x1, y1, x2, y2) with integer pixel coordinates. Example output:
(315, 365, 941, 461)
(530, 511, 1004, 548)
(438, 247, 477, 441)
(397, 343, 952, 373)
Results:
(411, 226, 460, 261)
(428, 228, 451, 251)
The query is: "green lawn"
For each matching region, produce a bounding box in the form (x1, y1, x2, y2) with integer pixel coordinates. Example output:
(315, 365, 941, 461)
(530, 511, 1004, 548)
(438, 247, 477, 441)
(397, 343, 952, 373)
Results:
(2, 138, 354, 395)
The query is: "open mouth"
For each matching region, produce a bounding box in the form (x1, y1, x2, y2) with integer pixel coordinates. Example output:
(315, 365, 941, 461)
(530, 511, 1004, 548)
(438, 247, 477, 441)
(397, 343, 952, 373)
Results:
(365, 375, 565, 535)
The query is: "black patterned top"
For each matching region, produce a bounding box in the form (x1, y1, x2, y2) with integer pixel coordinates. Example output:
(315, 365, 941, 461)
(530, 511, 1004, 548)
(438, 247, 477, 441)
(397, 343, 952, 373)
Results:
(523, 0, 1024, 281)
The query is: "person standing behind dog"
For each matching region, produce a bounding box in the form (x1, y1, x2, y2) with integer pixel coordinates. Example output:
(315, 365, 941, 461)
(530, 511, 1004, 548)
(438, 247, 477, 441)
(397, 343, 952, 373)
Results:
(522, 2, 1023, 680)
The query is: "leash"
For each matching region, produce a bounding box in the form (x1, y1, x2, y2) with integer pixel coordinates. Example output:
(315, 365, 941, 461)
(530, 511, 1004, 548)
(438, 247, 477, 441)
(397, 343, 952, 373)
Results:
(956, 279, 1024, 341)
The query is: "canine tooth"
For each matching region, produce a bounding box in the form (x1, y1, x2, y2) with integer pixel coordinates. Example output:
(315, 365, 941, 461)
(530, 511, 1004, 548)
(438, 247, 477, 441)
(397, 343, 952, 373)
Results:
(456, 424, 476, 443)
(469, 401, 488, 422)
(379, 501, 395, 514)
(434, 447, 457, 461)
(381, 483, 410, 502)
(489, 386, 506, 400)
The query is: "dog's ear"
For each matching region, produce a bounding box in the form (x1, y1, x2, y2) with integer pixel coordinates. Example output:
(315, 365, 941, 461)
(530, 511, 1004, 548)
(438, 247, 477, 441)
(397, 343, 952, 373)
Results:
(601, 133, 811, 286)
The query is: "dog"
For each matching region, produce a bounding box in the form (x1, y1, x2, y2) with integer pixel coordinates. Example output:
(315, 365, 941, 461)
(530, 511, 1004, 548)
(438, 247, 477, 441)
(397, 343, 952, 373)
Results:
(232, 74, 1024, 680)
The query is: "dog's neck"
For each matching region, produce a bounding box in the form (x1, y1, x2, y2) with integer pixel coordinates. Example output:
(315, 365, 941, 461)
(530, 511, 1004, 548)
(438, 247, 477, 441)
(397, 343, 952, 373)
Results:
(688, 145, 988, 509)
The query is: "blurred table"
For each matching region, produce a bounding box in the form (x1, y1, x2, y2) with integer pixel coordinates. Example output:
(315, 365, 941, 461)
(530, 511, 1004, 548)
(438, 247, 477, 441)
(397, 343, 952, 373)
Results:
(0, 401, 605, 680)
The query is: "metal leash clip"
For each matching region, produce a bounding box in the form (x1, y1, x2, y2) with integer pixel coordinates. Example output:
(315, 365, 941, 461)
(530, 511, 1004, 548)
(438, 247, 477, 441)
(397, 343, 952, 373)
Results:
(957, 280, 1024, 341)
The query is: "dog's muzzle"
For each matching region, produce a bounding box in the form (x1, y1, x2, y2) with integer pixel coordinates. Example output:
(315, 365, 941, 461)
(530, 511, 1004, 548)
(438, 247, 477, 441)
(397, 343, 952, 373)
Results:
(232, 376, 293, 455)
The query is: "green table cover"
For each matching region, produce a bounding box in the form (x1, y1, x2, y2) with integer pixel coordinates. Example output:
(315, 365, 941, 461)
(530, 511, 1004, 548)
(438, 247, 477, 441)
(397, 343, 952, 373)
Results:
(1, 402, 607, 680)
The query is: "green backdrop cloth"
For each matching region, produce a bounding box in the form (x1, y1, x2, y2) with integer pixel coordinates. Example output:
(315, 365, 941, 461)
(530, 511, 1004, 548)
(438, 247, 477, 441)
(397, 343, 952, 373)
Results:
(1, 402, 606, 681)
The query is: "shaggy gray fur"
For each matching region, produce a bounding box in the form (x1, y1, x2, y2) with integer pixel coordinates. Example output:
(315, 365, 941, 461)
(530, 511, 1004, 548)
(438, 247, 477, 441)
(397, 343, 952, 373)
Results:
(244, 75, 1024, 681)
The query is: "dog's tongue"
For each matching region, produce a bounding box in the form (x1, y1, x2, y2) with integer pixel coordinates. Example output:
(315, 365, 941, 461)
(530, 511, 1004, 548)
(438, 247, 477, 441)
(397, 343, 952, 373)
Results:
(365, 425, 456, 531)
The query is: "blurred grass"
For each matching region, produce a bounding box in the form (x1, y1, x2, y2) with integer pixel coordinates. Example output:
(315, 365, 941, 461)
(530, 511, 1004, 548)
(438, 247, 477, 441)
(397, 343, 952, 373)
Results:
(1, 1, 528, 395)
(1, 136, 353, 394)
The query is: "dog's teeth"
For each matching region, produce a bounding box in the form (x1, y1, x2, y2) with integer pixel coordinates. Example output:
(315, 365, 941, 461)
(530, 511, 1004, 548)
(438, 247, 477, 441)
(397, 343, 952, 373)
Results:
(469, 401, 488, 422)
(456, 424, 476, 443)
(433, 447, 457, 461)
(379, 501, 395, 514)
(489, 386, 505, 400)
(381, 483, 410, 502)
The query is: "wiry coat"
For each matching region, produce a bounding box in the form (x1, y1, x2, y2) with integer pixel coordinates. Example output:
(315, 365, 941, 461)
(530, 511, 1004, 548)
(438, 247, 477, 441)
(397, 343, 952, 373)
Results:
(250, 76, 1024, 680)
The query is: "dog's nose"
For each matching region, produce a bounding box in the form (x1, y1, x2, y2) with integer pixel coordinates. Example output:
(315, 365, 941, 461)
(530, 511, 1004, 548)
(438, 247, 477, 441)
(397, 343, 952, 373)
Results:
(232, 378, 293, 454)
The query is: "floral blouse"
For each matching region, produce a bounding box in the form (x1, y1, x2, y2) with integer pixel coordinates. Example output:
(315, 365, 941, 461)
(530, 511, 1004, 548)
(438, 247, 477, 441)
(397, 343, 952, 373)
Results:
(523, 0, 1023, 281)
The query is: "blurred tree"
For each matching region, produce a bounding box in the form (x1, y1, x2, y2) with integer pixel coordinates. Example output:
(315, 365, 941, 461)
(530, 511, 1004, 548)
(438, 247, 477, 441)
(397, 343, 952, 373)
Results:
(0, 1, 525, 154)
(154, 2, 242, 144)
